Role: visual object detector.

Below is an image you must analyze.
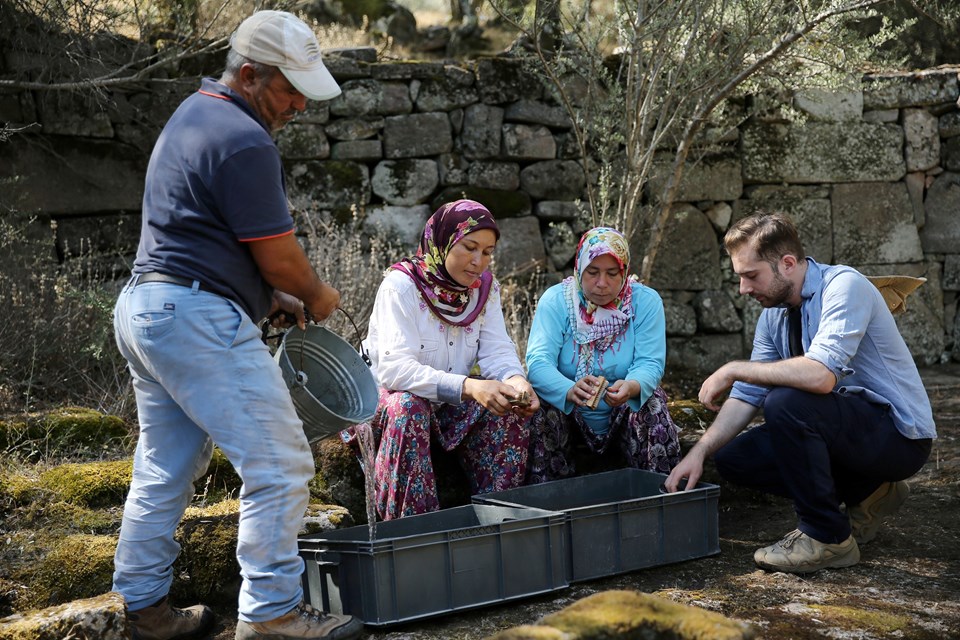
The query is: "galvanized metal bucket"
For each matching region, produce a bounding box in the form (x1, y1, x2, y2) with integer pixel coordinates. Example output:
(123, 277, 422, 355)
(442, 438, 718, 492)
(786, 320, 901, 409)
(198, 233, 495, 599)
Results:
(275, 321, 378, 443)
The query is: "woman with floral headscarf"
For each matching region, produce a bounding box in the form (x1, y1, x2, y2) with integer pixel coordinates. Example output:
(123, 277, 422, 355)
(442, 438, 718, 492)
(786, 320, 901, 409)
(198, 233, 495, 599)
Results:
(525, 227, 680, 483)
(346, 199, 539, 520)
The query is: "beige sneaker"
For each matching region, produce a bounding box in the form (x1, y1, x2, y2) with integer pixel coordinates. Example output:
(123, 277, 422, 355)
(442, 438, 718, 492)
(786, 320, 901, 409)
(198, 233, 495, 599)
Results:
(848, 480, 909, 545)
(128, 597, 215, 640)
(754, 529, 860, 573)
(235, 601, 363, 640)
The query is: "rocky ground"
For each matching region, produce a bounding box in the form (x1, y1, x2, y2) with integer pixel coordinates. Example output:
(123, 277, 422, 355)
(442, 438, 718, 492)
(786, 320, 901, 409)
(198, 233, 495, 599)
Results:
(199, 364, 960, 640)
(2, 365, 956, 640)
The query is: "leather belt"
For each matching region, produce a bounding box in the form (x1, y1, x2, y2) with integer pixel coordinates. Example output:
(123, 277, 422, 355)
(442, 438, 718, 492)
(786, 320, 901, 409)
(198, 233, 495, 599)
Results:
(133, 272, 211, 292)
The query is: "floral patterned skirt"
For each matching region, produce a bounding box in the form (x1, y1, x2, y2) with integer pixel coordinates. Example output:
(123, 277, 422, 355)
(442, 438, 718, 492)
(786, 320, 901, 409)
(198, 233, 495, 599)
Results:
(342, 388, 531, 520)
(527, 386, 681, 485)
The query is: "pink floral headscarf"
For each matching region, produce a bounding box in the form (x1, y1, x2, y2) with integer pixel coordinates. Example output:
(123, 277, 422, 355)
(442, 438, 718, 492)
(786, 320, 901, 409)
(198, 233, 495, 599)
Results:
(390, 199, 499, 326)
(562, 227, 635, 379)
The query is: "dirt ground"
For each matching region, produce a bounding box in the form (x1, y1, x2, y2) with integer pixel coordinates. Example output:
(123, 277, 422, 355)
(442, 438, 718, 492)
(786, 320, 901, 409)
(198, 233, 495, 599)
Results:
(204, 364, 960, 640)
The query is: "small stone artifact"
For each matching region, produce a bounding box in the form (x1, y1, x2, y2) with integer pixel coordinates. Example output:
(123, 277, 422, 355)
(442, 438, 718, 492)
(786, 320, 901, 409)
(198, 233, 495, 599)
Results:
(585, 376, 609, 410)
(509, 390, 531, 407)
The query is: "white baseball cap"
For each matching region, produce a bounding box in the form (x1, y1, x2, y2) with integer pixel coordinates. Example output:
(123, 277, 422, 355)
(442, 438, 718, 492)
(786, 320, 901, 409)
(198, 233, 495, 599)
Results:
(230, 10, 341, 101)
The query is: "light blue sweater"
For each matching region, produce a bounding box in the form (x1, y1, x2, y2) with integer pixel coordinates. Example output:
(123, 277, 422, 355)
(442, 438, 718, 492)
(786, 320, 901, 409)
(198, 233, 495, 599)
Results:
(525, 282, 667, 434)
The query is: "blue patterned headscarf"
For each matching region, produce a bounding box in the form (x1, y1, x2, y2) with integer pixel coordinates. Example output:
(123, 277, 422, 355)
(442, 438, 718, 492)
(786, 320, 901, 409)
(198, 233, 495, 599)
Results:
(562, 227, 635, 378)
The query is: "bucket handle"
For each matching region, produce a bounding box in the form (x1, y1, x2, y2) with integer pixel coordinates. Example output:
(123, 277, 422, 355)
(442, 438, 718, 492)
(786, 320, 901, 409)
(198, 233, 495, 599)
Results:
(337, 307, 372, 367)
(260, 307, 371, 367)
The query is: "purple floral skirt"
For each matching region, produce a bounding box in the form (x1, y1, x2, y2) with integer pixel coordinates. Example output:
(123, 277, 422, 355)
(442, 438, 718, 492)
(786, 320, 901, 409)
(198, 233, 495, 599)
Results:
(342, 388, 530, 520)
(527, 386, 680, 484)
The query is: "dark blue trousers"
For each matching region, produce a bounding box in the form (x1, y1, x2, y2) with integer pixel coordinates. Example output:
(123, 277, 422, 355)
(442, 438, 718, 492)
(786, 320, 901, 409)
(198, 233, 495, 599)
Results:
(714, 387, 931, 543)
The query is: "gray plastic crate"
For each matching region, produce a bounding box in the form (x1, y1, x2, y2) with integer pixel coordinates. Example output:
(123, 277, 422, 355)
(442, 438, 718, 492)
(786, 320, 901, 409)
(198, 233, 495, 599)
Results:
(298, 503, 567, 627)
(473, 468, 720, 583)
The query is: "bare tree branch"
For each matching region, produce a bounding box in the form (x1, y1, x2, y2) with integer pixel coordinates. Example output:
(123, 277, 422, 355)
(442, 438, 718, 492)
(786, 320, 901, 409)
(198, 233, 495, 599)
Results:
(491, 0, 902, 283)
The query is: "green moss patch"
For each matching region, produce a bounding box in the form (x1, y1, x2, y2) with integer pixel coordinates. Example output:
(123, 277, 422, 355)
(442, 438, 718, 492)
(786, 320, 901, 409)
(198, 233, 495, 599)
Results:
(173, 510, 240, 605)
(183, 498, 240, 520)
(0, 407, 129, 459)
(20, 500, 120, 533)
(20, 535, 117, 609)
(36, 460, 132, 507)
(488, 625, 569, 639)
(0, 591, 128, 640)
(538, 590, 754, 640)
(0, 470, 39, 507)
(807, 604, 910, 633)
(668, 400, 717, 431)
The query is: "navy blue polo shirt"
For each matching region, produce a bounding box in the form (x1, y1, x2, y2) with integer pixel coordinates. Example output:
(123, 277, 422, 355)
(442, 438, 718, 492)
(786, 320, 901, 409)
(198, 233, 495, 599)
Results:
(133, 78, 294, 321)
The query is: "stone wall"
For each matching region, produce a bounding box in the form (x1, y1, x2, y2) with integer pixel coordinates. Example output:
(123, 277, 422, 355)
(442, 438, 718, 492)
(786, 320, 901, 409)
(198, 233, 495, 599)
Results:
(2, 48, 958, 368)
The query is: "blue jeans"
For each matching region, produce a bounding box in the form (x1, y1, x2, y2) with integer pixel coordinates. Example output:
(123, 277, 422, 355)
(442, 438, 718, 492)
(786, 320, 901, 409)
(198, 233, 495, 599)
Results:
(714, 387, 931, 544)
(112, 280, 315, 622)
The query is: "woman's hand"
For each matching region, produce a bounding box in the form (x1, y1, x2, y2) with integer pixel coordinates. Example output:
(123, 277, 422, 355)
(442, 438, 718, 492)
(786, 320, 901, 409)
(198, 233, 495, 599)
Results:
(463, 378, 530, 417)
(605, 379, 640, 407)
(503, 375, 540, 418)
(566, 375, 606, 408)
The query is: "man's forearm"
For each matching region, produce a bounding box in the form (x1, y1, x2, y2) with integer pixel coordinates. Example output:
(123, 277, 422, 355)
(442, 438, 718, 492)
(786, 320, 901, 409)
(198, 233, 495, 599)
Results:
(248, 234, 339, 318)
(723, 357, 836, 394)
(690, 397, 759, 459)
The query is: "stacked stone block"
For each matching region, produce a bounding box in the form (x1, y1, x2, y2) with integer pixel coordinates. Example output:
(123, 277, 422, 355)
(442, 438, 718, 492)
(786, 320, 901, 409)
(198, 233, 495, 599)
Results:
(2, 47, 959, 367)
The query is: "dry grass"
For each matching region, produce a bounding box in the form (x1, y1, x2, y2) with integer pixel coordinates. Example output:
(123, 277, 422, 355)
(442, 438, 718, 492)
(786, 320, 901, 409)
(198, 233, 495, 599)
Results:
(0, 215, 132, 419)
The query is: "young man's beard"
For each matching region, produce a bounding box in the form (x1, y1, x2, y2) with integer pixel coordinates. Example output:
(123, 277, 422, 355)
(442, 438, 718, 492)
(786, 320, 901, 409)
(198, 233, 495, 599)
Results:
(759, 269, 795, 308)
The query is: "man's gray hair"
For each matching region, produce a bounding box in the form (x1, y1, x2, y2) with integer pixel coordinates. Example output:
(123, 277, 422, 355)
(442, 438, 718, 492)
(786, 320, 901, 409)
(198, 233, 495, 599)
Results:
(223, 49, 278, 82)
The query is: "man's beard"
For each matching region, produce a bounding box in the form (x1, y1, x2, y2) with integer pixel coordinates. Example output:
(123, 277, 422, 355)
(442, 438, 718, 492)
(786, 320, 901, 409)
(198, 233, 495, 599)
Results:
(759, 270, 795, 308)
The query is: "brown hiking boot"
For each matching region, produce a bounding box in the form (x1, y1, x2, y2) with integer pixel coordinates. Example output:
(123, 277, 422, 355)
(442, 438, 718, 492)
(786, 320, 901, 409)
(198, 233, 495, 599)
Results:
(754, 529, 859, 574)
(235, 601, 363, 640)
(848, 480, 910, 545)
(128, 596, 215, 640)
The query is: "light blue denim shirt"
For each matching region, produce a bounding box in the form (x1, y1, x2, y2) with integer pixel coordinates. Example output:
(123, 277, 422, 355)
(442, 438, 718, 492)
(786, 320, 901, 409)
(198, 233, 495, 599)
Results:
(730, 259, 936, 440)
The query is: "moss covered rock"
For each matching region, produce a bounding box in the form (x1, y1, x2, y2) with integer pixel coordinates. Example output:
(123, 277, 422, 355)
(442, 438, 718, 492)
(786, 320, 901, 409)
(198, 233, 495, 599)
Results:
(491, 626, 568, 640)
(807, 604, 911, 634)
(668, 400, 716, 432)
(311, 437, 367, 522)
(0, 471, 38, 509)
(301, 502, 353, 535)
(0, 408, 129, 458)
(489, 590, 754, 640)
(171, 498, 354, 604)
(20, 500, 121, 534)
(35, 460, 132, 508)
(0, 591, 129, 640)
(20, 535, 117, 609)
(173, 509, 241, 606)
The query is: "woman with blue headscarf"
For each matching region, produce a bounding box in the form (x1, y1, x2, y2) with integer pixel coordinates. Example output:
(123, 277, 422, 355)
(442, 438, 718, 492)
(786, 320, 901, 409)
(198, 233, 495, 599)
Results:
(525, 227, 680, 483)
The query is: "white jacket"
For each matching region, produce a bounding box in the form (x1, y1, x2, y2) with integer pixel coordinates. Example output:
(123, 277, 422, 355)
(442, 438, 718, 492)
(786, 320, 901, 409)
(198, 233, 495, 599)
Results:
(365, 270, 526, 404)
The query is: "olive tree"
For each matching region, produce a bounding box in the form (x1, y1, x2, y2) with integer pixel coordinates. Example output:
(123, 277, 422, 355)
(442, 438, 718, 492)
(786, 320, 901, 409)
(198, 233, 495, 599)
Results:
(491, 0, 944, 281)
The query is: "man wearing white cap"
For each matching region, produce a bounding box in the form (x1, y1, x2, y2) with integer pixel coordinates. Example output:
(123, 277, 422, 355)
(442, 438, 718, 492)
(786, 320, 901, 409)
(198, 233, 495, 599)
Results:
(111, 10, 362, 640)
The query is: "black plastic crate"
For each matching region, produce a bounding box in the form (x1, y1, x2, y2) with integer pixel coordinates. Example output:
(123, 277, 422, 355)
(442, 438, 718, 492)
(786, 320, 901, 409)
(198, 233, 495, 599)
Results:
(298, 503, 567, 627)
(473, 468, 720, 582)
